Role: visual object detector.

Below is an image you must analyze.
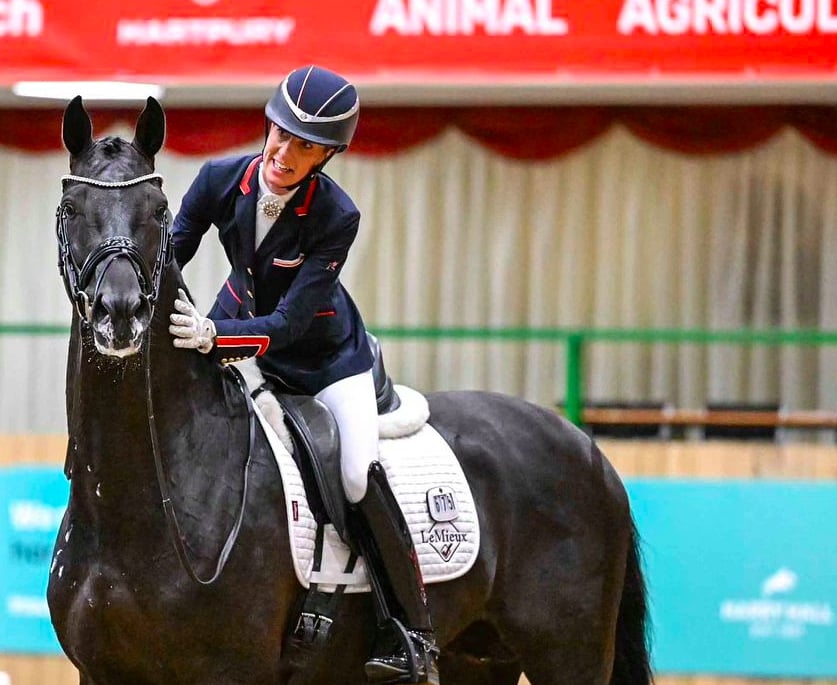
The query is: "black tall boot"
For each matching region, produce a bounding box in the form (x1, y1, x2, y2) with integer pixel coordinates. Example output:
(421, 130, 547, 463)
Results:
(354, 462, 439, 685)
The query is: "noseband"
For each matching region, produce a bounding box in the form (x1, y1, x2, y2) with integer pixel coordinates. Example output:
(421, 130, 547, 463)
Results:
(55, 172, 171, 322)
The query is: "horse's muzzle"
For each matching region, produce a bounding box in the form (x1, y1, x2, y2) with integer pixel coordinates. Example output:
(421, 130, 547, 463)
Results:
(89, 263, 153, 356)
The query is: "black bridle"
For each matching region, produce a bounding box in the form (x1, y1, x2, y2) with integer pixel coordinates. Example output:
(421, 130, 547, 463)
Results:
(57, 171, 255, 586)
(55, 172, 171, 322)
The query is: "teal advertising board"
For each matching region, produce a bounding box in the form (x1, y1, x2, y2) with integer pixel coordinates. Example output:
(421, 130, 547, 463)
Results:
(0, 466, 68, 652)
(629, 479, 836, 678)
(0, 467, 835, 676)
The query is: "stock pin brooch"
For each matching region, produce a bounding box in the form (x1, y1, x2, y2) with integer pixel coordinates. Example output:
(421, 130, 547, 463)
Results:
(258, 195, 285, 219)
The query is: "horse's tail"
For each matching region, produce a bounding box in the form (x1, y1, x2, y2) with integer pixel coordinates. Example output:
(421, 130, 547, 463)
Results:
(610, 516, 654, 685)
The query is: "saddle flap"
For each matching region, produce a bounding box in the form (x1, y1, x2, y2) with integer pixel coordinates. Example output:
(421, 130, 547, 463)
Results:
(276, 394, 349, 540)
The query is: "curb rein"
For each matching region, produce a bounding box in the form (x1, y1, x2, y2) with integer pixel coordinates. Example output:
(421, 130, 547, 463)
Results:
(56, 172, 257, 585)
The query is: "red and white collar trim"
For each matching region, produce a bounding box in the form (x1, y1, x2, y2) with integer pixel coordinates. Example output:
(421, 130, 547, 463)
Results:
(295, 176, 317, 217)
(239, 156, 261, 195)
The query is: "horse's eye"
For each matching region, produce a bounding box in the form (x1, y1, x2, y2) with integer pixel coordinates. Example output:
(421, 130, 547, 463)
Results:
(155, 205, 169, 222)
(62, 203, 76, 218)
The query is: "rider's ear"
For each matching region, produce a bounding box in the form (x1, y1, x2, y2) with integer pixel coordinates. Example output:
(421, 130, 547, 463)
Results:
(62, 95, 93, 158)
(132, 96, 166, 160)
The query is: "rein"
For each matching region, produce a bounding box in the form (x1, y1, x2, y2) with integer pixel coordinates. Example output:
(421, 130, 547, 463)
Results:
(147, 362, 258, 585)
(60, 171, 257, 585)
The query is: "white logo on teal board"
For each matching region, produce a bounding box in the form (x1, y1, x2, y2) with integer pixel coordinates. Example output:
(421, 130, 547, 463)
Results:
(761, 567, 797, 596)
(719, 567, 834, 640)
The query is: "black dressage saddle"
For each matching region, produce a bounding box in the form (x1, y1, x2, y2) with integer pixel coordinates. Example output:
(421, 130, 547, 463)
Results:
(260, 333, 400, 542)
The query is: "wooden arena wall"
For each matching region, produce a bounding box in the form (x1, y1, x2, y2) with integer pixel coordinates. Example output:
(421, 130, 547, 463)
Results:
(1, 434, 835, 685)
(3, 433, 834, 478)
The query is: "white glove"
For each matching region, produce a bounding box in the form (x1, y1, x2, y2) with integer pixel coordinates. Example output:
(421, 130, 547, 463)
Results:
(169, 288, 216, 353)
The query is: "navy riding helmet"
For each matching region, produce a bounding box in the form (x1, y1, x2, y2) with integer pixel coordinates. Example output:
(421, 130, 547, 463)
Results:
(265, 65, 359, 152)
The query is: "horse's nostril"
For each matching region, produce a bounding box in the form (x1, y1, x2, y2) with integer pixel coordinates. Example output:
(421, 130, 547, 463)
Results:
(96, 292, 149, 345)
(135, 296, 152, 326)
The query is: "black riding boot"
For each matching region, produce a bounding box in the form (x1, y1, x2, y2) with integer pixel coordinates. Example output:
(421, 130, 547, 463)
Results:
(354, 462, 439, 685)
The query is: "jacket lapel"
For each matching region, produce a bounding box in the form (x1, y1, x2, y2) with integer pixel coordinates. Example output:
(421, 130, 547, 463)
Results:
(234, 191, 257, 267)
(231, 156, 262, 267)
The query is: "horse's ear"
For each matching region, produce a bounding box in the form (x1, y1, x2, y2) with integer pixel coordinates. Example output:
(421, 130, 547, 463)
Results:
(62, 95, 93, 157)
(132, 96, 165, 159)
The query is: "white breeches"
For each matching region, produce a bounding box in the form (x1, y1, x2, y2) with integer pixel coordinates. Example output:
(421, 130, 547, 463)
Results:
(315, 369, 379, 504)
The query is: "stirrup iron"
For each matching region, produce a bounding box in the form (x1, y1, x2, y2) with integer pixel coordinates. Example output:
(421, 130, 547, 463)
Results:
(364, 618, 439, 685)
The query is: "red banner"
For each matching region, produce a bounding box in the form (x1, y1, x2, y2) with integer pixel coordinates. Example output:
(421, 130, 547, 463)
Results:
(1, 0, 836, 85)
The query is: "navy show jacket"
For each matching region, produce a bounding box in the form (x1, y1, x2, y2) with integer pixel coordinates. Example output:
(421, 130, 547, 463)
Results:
(172, 153, 373, 394)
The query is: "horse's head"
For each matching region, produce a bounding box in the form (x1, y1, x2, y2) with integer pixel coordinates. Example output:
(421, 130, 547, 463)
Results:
(57, 96, 171, 357)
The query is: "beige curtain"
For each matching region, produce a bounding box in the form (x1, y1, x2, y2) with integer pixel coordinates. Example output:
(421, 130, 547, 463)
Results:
(0, 124, 835, 433)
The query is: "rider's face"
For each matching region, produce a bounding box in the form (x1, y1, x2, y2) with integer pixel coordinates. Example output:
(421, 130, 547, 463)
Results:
(262, 123, 332, 193)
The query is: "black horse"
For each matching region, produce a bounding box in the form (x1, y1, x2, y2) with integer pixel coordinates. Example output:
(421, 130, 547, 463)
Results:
(47, 96, 653, 685)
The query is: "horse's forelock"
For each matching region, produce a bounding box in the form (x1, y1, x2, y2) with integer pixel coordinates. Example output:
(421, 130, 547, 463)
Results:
(71, 136, 154, 181)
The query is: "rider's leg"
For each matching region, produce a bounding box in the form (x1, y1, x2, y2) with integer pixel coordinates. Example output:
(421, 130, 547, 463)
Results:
(316, 371, 438, 684)
(354, 461, 439, 684)
(315, 370, 379, 504)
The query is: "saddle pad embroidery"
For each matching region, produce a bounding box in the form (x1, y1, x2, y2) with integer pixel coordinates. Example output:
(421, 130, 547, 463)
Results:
(252, 400, 480, 594)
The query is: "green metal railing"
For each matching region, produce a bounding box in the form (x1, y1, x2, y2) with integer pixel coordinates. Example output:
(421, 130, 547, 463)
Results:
(370, 326, 837, 425)
(4, 323, 836, 426)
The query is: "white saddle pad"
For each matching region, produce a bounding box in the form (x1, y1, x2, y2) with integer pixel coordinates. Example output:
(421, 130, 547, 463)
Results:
(253, 385, 480, 594)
